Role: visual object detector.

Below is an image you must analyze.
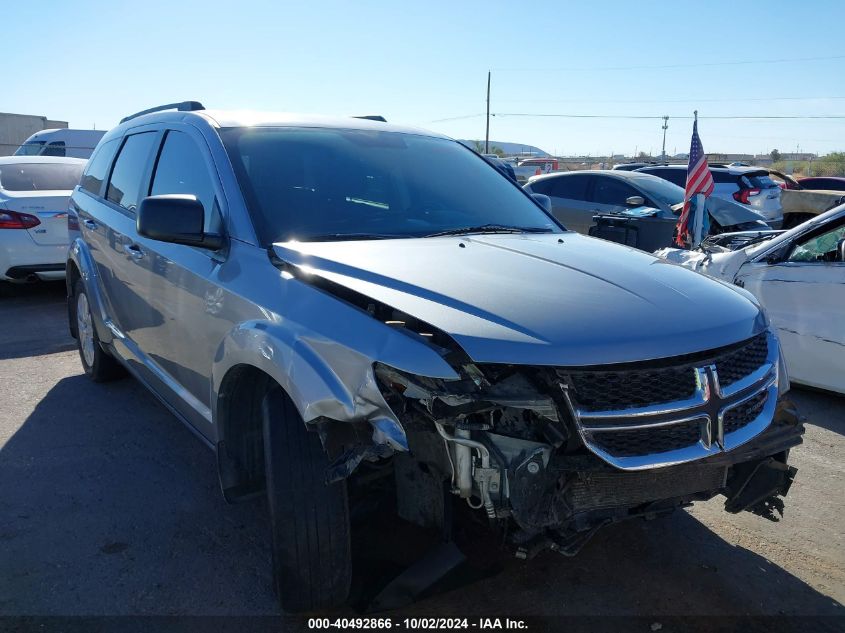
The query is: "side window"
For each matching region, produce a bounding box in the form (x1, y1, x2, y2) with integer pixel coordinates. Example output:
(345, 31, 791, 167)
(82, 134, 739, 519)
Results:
(107, 132, 157, 212)
(43, 141, 66, 157)
(548, 175, 589, 200)
(652, 169, 686, 187)
(591, 177, 640, 206)
(80, 139, 120, 195)
(787, 223, 845, 263)
(527, 178, 552, 195)
(149, 130, 221, 232)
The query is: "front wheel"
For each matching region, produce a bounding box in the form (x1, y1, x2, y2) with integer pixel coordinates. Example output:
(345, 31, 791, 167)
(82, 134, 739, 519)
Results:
(72, 279, 125, 382)
(262, 384, 352, 613)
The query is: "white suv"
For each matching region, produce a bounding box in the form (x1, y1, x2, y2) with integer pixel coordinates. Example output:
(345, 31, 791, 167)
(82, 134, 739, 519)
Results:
(637, 165, 783, 228)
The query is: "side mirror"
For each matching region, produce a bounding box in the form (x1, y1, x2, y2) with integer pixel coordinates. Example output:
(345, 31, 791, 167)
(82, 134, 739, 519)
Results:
(625, 195, 645, 206)
(532, 193, 553, 213)
(137, 195, 224, 250)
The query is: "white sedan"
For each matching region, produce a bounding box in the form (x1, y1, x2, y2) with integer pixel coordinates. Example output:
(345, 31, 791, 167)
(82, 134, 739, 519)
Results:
(0, 156, 85, 285)
(657, 205, 845, 395)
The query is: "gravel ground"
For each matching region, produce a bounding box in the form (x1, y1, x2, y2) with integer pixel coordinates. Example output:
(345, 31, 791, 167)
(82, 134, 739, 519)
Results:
(1, 282, 843, 620)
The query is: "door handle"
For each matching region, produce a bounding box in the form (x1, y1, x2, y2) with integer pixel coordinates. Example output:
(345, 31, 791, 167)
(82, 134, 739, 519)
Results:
(83, 219, 98, 230)
(126, 244, 145, 260)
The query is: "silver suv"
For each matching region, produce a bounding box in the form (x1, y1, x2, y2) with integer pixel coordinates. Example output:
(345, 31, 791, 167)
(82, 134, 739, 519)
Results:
(67, 102, 803, 612)
(637, 164, 784, 228)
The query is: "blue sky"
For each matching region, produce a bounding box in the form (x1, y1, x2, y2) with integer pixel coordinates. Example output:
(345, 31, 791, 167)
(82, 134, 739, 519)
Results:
(5, 0, 844, 156)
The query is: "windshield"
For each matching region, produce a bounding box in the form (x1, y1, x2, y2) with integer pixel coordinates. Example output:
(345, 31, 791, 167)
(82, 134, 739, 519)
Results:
(220, 127, 561, 243)
(0, 162, 84, 191)
(633, 176, 685, 206)
(14, 141, 46, 156)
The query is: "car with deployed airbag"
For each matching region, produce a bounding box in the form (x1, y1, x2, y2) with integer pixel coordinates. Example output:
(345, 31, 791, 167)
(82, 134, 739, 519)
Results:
(67, 102, 804, 613)
(656, 205, 845, 395)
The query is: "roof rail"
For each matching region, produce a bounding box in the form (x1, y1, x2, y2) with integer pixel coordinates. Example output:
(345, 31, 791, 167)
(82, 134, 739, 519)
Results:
(352, 115, 387, 122)
(120, 101, 205, 124)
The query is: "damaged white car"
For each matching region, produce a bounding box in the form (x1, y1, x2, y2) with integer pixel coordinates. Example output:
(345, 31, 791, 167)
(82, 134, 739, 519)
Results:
(657, 205, 845, 394)
(68, 103, 805, 612)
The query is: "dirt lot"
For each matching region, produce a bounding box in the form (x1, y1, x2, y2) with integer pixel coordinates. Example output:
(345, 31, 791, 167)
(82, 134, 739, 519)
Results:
(1, 282, 843, 620)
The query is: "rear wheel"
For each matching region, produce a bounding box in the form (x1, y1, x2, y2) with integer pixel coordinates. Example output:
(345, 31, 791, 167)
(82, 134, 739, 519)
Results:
(262, 384, 352, 613)
(72, 279, 125, 382)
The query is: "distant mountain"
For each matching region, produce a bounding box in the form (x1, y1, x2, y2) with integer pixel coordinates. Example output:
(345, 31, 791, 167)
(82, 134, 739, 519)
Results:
(459, 140, 550, 157)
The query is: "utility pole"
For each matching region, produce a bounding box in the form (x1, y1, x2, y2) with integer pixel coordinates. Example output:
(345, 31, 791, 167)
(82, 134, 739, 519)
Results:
(661, 116, 669, 160)
(485, 71, 491, 154)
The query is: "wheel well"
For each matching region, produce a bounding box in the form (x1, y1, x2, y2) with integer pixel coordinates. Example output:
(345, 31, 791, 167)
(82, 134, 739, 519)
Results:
(66, 261, 81, 338)
(216, 365, 274, 503)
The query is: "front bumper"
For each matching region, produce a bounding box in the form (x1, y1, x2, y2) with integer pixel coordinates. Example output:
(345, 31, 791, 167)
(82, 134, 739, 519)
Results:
(375, 331, 802, 553)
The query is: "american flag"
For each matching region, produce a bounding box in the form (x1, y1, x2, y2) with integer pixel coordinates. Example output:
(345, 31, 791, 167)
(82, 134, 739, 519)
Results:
(675, 118, 715, 246)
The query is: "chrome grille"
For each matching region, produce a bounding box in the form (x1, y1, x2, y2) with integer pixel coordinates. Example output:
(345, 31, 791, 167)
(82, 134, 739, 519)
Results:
(560, 330, 779, 470)
(590, 419, 703, 458)
(715, 332, 768, 388)
(567, 366, 696, 412)
(723, 390, 768, 435)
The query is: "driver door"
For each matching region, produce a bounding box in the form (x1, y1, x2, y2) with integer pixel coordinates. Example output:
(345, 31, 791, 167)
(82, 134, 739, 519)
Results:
(737, 218, 845, 393)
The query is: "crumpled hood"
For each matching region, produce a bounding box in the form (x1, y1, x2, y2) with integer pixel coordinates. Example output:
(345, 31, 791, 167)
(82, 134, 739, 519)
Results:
(654, 246, 751, 282)
(273, 233, 765, 366)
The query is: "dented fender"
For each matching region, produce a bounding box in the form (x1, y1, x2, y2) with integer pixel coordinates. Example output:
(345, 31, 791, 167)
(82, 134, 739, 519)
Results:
(66, 237, 115, 345)
(211, 311, 459, 451)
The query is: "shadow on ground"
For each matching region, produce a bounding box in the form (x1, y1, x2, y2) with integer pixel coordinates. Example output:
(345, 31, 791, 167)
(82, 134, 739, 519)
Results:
(0, 282, 75, 360)
(0, 370, 841, 617)
(790, 387, 845, 436)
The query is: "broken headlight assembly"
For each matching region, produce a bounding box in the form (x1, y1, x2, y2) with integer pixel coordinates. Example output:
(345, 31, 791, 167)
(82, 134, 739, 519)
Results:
(373, 361, 570, 521)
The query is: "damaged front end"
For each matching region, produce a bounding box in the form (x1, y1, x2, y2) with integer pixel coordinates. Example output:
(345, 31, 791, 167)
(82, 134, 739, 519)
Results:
(372, 329, 804, 558)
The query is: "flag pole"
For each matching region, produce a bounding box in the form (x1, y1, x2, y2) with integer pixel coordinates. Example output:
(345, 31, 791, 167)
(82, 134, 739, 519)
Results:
(691, 110, 706, 248)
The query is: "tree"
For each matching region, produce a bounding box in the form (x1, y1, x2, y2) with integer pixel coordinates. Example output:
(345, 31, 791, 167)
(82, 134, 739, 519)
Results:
(770, 149, 781, 163)
(471, 141, 505, 157)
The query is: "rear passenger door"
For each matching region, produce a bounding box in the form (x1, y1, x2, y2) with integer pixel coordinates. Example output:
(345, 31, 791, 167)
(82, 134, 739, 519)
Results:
(78, 131, 159, 339)
(532, 174, 594, 234)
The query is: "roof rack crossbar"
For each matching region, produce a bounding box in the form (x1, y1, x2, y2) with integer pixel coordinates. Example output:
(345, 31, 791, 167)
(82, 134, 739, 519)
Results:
(120, 101, 205, 124)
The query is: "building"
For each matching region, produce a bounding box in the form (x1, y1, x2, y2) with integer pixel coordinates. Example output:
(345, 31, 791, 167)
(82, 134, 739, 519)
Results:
(0, 112, 68, 156)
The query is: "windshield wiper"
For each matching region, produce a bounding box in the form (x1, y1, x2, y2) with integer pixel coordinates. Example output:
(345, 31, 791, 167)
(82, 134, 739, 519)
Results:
(292, 233, 410, 242)
(423, 224, 554, 238)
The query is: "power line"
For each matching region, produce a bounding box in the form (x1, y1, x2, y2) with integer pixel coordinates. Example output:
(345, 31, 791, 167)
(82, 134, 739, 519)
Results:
(495, 96, 845, 104)
(431, 112, 845, 123)
(494, 113, 845, 120)
(493, 54, 845, 73)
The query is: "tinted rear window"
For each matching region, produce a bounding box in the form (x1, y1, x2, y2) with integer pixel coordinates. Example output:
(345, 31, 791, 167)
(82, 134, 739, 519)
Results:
(745, 174, 778, 189)
(81, 139, 120, 195)
(712, 171, 739, 184)
(0, 162, 84, 191)
(538, 174, 590, 199)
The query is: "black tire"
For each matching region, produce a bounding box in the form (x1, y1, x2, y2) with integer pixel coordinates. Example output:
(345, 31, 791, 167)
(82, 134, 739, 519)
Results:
(262, 384, 352, 613)
(71, 279, 125, 382)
